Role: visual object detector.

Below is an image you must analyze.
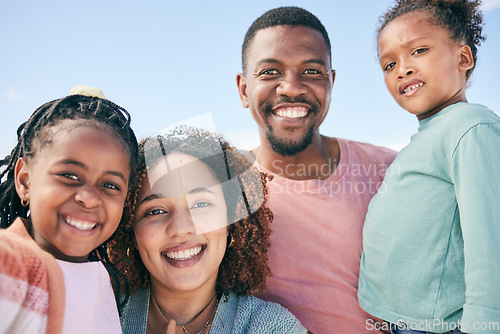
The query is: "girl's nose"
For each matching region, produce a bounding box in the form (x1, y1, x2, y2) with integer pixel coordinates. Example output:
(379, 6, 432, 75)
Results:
(74, 185, 102, 208)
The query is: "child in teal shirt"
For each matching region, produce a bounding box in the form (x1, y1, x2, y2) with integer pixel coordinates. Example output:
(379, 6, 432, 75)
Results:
(358, 1, 500, 333)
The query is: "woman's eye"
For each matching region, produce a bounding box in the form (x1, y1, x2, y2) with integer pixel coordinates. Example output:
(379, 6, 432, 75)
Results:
(191, 201, 211, 209)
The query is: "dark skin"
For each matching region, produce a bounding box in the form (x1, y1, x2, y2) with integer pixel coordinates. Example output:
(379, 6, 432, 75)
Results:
(237, 25, 338, 181)
(377, 13, 474, 122)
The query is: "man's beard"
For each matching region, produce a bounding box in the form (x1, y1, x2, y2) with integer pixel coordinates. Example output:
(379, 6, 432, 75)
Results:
(266, 124, 315, 157)
(263, 97, 319, 157)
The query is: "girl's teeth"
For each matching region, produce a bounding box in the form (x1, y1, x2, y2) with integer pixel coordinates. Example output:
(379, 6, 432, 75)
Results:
(165, 246, 203, 260)
(404, 82, 423, 93)
(66, 217, 96, 231)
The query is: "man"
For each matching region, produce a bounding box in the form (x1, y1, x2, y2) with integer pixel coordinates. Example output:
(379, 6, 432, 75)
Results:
(236, 6, 396, 334)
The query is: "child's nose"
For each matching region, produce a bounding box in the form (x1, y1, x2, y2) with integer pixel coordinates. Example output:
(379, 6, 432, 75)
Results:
(74, 185, 102, 208)
(397, 60, 414, 78)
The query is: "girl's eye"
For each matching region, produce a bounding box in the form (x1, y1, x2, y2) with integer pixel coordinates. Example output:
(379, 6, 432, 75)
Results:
(384, 62, 396, 71)
(146, 208, 167, 216)
(413, 48, 428, 55)
(191, 201, 211, 209)
(102, 182, 120, 191)
(60, 173, 79, 181)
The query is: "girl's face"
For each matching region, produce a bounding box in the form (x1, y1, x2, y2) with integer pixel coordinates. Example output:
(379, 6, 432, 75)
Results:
(133, 152, 228, 293)
(15, 121, 130, 262)
(378, 12, 473, 119)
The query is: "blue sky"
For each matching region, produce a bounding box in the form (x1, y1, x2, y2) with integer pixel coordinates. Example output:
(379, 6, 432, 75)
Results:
(1, 0, 499, 158)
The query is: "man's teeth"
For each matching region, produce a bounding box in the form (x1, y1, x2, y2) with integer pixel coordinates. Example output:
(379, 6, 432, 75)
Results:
(276, 107, 307, 118)
(165, 246, 203, 260)
(403, 82, 423, 93)
(66, 217, 97, 231)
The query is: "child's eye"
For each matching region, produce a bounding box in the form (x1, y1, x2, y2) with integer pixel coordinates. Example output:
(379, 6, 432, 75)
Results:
(60, 172, 79, 181)
(383, 62, 396, 71)
(145, 208, 167, 216)
(413, 48, 428, 55)
(102, 182, 121, 191)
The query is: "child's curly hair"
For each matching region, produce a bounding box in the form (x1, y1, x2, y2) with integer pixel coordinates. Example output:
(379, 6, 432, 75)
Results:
(378, 0, 486, 80)
(108, 126, 273, 298)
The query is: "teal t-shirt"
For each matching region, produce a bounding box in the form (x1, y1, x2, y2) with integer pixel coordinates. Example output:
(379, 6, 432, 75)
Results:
(359, 103, 500, 333)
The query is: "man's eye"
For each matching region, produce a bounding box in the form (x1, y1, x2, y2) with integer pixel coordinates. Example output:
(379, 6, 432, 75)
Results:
(304, 69, 320, 75)
(259, 69, 280, 76)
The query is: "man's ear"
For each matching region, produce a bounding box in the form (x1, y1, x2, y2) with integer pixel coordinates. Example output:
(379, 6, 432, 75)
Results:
(14, 157, 31, 202)
(458, 44, 474, 71)
(236, 72, 249, 109)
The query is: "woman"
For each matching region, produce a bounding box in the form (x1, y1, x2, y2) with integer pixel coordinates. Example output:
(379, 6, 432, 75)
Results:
(109, 127, 306, 333)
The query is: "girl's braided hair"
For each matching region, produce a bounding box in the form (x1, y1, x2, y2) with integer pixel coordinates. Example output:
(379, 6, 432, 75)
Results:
(378, 0, 486, 80)
(0, 93, 139, 312)
(108, 127, 273, 298)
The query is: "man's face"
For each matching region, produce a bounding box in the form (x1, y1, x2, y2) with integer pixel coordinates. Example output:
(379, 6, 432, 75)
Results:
(237, 25, 334, 156)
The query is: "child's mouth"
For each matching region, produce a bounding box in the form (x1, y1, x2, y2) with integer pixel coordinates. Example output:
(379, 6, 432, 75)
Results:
(65, 216, 98, 231)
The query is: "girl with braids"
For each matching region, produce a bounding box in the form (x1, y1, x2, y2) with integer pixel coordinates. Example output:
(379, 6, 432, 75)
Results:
(0, 89, 139, 334)
(358, 1, 500, 333)
(108, 127, 306, 334)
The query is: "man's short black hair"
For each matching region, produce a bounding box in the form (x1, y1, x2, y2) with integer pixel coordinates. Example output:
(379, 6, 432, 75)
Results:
(242, 6, 332, 73)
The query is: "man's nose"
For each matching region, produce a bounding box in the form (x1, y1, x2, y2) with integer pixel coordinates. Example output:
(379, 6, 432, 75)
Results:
(276, 72, 307, 97)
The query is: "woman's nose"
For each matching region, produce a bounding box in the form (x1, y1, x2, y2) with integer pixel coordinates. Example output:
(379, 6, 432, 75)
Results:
(166, 205, 196, 238)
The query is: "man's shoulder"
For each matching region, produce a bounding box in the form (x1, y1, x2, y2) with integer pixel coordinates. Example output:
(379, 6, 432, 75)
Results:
(336, 137, 397, 162)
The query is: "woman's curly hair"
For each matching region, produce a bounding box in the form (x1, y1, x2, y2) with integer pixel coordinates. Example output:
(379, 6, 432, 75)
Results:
(108, 126, 273, 298)
(377, 0, 486, 80)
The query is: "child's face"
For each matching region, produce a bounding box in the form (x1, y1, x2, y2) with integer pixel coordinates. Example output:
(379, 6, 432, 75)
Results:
(133, 152, 228, 293)
(378, 12, 472, 119)
(15, 121, 130, 262)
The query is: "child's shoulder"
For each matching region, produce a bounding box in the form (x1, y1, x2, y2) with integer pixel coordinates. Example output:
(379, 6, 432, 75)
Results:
(449, 103, 499, 125)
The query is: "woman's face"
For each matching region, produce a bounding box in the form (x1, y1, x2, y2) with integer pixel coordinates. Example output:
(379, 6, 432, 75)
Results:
(133, 152, 228, 293)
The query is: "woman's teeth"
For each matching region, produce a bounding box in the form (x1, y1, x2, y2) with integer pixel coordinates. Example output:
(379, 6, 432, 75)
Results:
(164, 246, 203, 260)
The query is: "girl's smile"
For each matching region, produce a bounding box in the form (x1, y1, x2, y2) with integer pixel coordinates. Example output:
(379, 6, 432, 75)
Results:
(15, 120, 130, 262)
